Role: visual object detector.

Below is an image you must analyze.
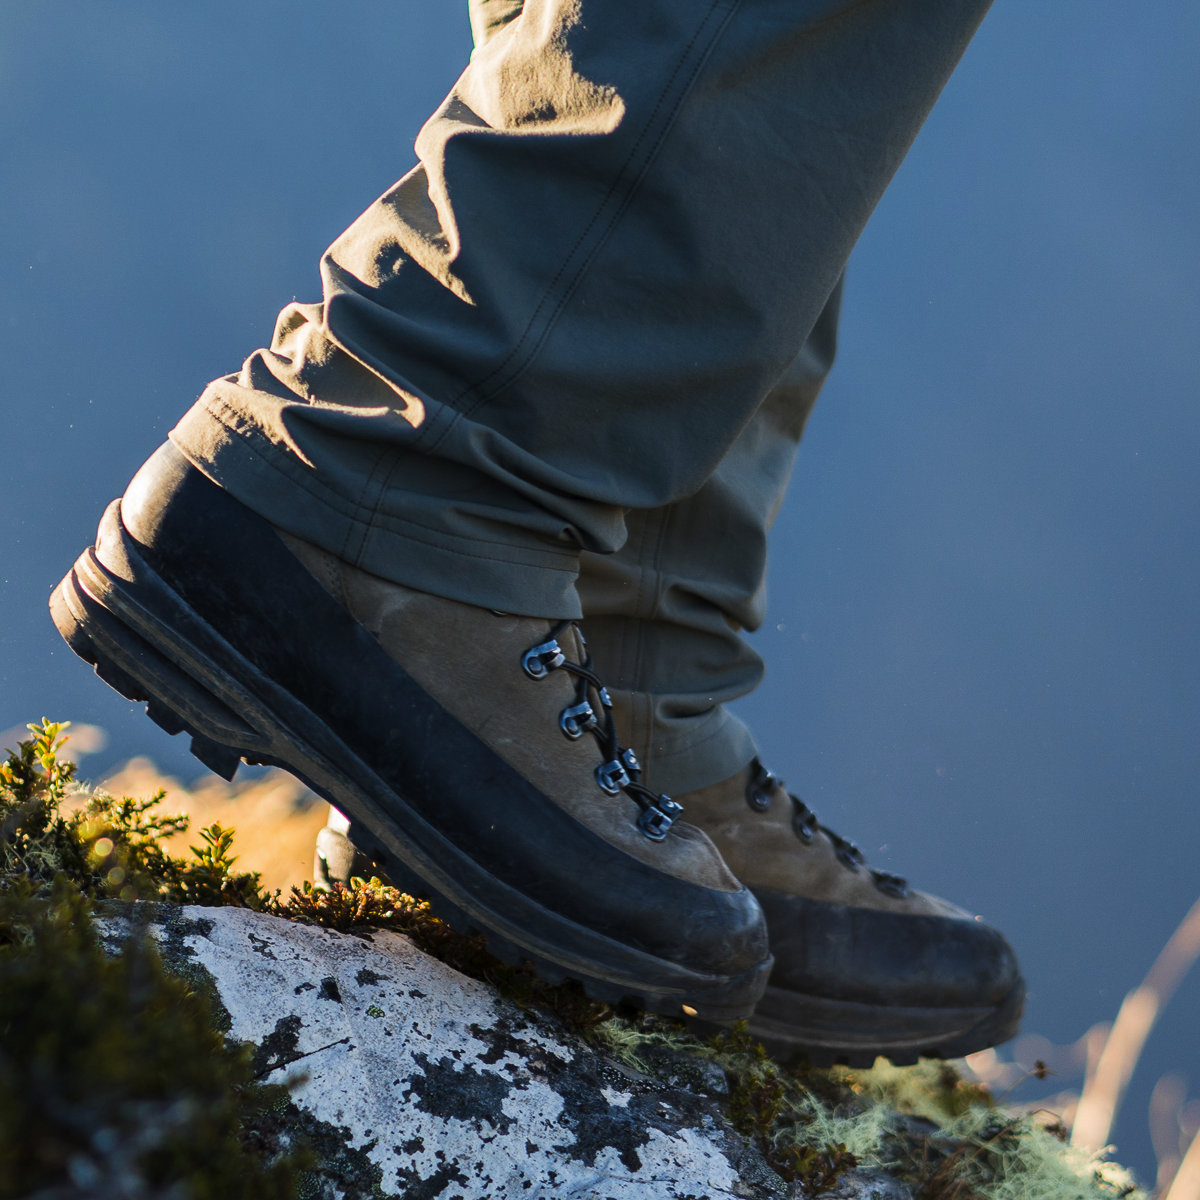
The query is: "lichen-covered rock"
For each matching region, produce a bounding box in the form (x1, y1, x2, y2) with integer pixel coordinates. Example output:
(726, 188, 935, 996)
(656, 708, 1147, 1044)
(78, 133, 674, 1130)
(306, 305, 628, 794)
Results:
(105, 906, 909, 1200)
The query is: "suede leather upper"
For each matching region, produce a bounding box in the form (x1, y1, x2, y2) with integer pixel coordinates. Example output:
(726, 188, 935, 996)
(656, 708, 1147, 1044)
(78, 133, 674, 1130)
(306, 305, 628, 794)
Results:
(116, 443, 768, 976)
(676, 764, 1022, 1009)
(275, 531, 742, 895)
(678, 766, 964, 918)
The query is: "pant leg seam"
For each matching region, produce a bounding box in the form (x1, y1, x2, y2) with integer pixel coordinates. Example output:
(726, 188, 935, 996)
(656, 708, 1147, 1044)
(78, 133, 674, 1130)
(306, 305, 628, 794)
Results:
(422, 0, 744, 454)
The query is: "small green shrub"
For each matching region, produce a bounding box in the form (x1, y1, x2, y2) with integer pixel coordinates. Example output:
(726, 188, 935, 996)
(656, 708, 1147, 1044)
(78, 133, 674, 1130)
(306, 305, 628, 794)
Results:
(1, 719, 269, 907)
(0, 722, 305, 1198)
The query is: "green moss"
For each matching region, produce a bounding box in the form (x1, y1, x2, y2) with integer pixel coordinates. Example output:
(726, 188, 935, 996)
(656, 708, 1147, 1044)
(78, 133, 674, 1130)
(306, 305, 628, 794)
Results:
(0, 722, 306, 1197)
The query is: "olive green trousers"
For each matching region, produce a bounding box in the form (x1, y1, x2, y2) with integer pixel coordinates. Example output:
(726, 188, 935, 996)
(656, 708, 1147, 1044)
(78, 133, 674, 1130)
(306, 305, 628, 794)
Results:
(173, 0, 990, 792)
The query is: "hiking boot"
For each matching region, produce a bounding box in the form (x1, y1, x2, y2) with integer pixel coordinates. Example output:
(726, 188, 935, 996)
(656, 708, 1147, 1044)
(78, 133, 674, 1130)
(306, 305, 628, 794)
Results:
(49, 443, 771, 1020)
(683, 760, 1024, 1064)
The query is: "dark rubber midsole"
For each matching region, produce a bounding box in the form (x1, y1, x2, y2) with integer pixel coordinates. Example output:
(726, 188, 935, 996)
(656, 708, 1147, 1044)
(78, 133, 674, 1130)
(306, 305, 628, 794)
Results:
(747, 977, 1025, 1065)
(52, 509, 769, 1020)
(315, 819, 1022, 1062)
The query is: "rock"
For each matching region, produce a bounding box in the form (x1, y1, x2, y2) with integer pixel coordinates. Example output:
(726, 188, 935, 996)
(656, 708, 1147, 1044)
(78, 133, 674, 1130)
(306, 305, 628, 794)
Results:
(102, 906, 911, 1200)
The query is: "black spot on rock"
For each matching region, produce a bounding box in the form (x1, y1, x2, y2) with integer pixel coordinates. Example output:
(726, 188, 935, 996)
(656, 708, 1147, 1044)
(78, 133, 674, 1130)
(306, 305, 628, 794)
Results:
(318, 976, 342, 1003)
(463, 1006, 727, 1178)
(251, 1014, 306, 1077)
(355, 966, 386, 986)
(246, 931, 277, 959)
(251, 1101, 387, 1199)
(294, 981, 315, 994)
(392, 1162, 472, 1200)
(468, 1023, 508, 1064)
(407, 1052, 516, 1135)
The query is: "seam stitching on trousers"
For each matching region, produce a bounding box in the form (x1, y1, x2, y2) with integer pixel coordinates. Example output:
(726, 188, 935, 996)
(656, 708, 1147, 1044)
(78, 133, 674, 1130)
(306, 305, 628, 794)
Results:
(421, 0, 743, 455)
(339, 444, 395, 567)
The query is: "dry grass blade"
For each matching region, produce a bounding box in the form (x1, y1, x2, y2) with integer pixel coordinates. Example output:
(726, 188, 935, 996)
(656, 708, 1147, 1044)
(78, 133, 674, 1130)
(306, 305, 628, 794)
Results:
(1072, 895, 1200, 1152)
(1162, 1122, 1200, 1200)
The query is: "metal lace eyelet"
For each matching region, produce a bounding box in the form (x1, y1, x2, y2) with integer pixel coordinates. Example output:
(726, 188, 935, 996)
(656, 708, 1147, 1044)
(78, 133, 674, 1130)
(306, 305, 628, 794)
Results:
(747, 786, 773, 814)
(522, 639, 565, 679)
(747, 762, 778, 812)
(620, 747, 641, 777)
(872, 870, 910, 899)
(596, 686, 613, 709)
(637, 804, 676, 841)
(595, 759, 631, 795)
(835, 841, 865, 871)
(657, 795, 683, 820)
(792, 802, 819, 844)
(559, 701, 597, 740)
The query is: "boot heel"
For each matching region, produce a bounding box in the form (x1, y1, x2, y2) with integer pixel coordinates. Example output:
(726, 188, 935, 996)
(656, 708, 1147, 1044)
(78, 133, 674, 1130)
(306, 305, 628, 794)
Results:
(50, 557, 257, 781)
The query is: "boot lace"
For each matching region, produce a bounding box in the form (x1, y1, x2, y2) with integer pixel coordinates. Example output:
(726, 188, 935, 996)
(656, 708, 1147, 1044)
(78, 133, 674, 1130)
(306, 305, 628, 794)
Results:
(746, 760, 910, 899)
(521, 622, 683, 842)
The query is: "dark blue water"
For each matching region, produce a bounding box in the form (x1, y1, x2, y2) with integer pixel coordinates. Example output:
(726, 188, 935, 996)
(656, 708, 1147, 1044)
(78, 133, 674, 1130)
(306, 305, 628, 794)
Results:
(3, 3, 1198, 1187)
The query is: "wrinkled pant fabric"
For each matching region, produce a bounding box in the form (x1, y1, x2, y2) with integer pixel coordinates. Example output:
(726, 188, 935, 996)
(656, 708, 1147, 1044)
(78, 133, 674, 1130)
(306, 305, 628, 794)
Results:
(172, 0, 991, 793)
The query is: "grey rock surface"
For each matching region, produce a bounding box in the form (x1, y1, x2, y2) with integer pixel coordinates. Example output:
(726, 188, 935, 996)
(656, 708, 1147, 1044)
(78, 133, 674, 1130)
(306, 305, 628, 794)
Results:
(110, 906, 912, 1200)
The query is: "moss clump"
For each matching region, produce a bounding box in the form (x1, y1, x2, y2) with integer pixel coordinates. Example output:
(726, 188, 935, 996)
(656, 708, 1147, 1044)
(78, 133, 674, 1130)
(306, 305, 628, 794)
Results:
(912, 1107, 1140, 1200)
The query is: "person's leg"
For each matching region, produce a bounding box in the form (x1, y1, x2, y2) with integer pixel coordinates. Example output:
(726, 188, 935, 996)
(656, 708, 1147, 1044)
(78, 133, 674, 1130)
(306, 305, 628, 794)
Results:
(56, 0, 1019, 1053)
(170, 0, 991, 621)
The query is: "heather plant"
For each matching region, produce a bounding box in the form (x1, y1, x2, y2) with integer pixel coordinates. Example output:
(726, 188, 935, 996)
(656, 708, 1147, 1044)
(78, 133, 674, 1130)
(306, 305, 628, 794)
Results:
(0, 722, 302, 1198)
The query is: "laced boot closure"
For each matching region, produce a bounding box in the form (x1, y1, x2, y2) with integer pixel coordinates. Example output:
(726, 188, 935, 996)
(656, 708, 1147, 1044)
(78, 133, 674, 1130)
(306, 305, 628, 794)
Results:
(675, 757, 1026, 1063)
(746, 760, 910, 899)
(523, 621, 683, 841)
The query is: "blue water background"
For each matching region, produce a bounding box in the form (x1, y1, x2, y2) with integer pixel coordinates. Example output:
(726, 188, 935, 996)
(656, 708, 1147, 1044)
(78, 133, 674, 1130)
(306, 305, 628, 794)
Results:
(2, 2, 1197, 1185)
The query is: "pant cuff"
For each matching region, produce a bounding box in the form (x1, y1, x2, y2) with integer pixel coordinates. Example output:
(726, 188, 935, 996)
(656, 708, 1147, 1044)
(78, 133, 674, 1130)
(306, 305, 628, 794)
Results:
(170, 398, 583, 619)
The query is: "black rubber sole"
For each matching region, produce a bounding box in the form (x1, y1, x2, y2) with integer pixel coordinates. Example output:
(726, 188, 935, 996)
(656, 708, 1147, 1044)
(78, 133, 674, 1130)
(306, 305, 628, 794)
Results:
(745, 979, 1025, 1068)
(50, 507, 769, 1023)
(315, 817, 1022, 1065)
